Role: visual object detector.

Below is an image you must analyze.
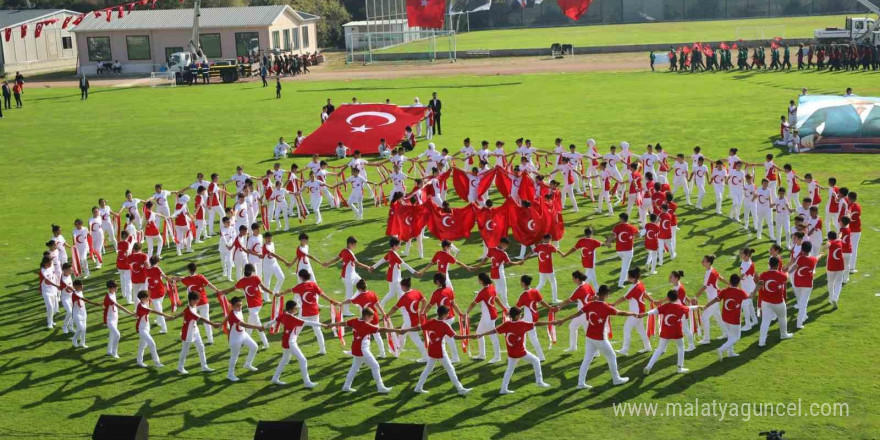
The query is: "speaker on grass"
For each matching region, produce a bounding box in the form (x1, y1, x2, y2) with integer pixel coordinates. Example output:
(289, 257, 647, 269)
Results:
(375, 422, 427, 440)
(253, 420, 308, 440)
(92, 414, 148, 440)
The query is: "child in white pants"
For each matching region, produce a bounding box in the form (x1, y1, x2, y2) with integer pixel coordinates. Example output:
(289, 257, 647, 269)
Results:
(39, 257, 61, 329)
(475, 306, 552, 394)
(466, 273, 503, 362)
(266, 300, 321, 387)
(643, 288, 703, 374)
(412, 306, 473, 395)
(329, 308, 405, 393)
(177, 292, 220, 374)
(757, 257, 793, 347)
(135, 290, 175, 368)
(223, 297, 265, 381)
(103, 281, 133, 358)
(70, 280, 101, 348)
(59, 267, 74, 333)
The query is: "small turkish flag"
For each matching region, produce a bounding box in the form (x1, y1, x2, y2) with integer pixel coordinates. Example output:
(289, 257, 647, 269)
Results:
(406, 0, 446, 29)
(20, 24, 27, 38)
(35, 22, 44, 38)
(62, 16, 73, 29)
(557, 0, 593, 21)
(295, 104, 425, 156)
(73, 14, 86, 25)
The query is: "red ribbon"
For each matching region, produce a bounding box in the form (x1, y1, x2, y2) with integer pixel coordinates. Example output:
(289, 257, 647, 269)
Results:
(167, 280, 181, 313)
(260, 204, 270, 231)
(71, 246, 82, 277)
(330, 304, 346, 346)
(459, 316, 470, 352)
(547, 309, 557, 345)
(217, 293, 231, 334)
(383, 315, 399, 357)
(270, 294, 283, 334)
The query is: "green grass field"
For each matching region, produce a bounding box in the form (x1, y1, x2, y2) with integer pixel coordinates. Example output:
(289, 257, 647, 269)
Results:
(375, 14, 848, 54)
(1, 67, 879, 440)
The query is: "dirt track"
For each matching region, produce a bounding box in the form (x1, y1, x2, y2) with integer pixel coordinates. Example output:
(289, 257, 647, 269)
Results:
(26, 52, 647, 88)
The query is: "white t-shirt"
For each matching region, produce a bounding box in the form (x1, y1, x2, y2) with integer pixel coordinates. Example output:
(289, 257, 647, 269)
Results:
(693, 165, 708, 186)
(672, 162, 689, 181)
(346, 175, 368, 197)
(274, 142, 291, 157)
(230, 173, 250, 192)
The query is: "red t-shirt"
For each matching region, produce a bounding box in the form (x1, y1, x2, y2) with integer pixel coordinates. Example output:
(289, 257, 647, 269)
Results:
(793, 255, 818, 288)
(277, 313, 306, 349)
(352, 290, 380, 324)
(135, 302, 151, 332)
(235, 275, 264, 308)
(291, 281, 323, 317)
(839, 227, 853, 253)
(568, 283, 595, 308)
(116, 240, 131, 270)
(849, 202, 861, 232)
(624, 281, 647, 313)
(758, 270, 788, 304)
(718, 287, 749, 325)
(474, 285, 499, 320)
(826, 240, 845, 271)
(574, 238, 601, 268)
(395, 289, 425, 325)
(657, 302, 689, 339)
(146, 266, 166, 299)
(486, 247, 511, 279)
(382, 251, 403, 282)
(628, 171, 642, 194)
(181, 307, 200, 341)
(338, 248, 357, 278)
(428, 287, 456, 319)
(347, 318, 378, 357)
(643, 223, 659, 251)
(612, 223, 639, 251)
(516, 288, 543, 320)
(659, 212, 674, 239)
(533, 243, 557, 273)
(496, 320, 534, 358)
(583, 301, 618, 340)
(181, 274, 210, 306)
(431, 251, 457, 275)
(421, 319, 456, 359)
(128, 252, 149, 283)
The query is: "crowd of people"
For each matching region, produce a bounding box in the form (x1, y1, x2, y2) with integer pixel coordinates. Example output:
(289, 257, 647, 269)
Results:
(655, 42, 880, 72)
(36, 128, 863, 394)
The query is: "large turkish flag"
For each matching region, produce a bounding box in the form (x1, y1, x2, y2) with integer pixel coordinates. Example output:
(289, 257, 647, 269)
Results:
(426, 201, 476, 241)
(294, 104, 426, 156)
(407, 0, 446, 29)
(474, 202, 509, 248)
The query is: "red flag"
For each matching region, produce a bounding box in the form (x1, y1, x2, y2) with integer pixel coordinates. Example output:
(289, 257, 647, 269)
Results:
(4, 28, 11, 42)
(547, 309, 557, 345)
(459, 315, 470, 352)
(71, 246, 82, 277)
(406, 0, 446, 29)
(508, 200, 546, 246)
(34, 22, 44, 38)
(105, 10, 112, 22)
(732, 42, 738, 50)
(474, 203, 509, 248)
(270, 294, 283, 334)
(151, 0, 159, 8)
(330, 304, 346, 345)
(118, 6, 125, 18)
(93, 10, 103, 18)
(396, 203, 429, 241)
(217, 293, 231, 334)
(128, 2, 137, 13)
(557, 0, 592, 21)
(426, 201, 476, 241)
(294, 104, 426, 156)
(452, 167, 496, 202)
(167, 280, 181, 313)
(62, 16, 73, 29)
(20, 24, 27, 38)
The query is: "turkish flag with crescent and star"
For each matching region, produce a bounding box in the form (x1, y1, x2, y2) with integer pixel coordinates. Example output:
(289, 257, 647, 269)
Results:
(475, 201, 510, 248)
(451, 167, 497, 202)
(508, 200, 547, 246)
(426, 201, 477, 241)
(294, 104, 426, 156)
(407, 0, 446, 29)
(395, 203, 430, 241)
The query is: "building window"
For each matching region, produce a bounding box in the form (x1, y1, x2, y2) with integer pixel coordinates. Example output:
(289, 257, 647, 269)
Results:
(235, 32, 260, 57)
(283, 29, 290, 50)
(125, 35, 151, 60)
(302, 26, 309, 49)
(62, 36, 73, 50)
(199, 33, 222, 58)
(87, 36, 112, 61)
(165, 46, 184, 63)
(272, 30, 280, 49)
(291, 28, 299, 50)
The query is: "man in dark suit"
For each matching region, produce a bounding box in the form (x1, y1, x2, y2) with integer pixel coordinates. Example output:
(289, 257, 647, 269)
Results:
(326, 98, 335, 115)
(79, 74, 90, 100)
(429, 92, 442, 135)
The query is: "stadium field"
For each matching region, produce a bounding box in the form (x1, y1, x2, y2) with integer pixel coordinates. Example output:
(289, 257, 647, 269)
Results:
(1, 68, 878, 440)
(374, 14, 849, 54)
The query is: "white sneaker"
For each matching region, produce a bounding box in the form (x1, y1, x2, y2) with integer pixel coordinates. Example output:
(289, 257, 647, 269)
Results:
(717, 348, 724, 362)
(377, 386, 393, 394)
(414, 387, 428, 394)
(272, 379, 287, 386)
(729, 353, 740, 357)
(780, 333, 793, 340)
(616, 349, 628, 356)
(154, 363, 164, 368)
(576, 383, 592, 390)
(563, 347, 576, 353)
(137, 362, 149, 368)
(457, 387, 472, 396)
(500, 389, 514, 395)
(536, 382, 551, 388)
(637, 348, 652, 354)
(685, 346, 695, 352)
(415, 358, 427, 363)
(227, 375, 240, 382)
(488, 357, 501, 364)
(304, 382, 318, 389)
(677, 367, 690, 374)
(177, 367, 189, 375)
(612, 377, 630, 386)
(201, 366, 215, 372)
(342, 387, 356, 393)
(244, 365, 258, 372)
(643, 367, 651, 375)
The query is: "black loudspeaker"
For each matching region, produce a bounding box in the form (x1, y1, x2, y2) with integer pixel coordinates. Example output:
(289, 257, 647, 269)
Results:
(375, 423, 427, 440)
(92, 415, 148, 440)
(253, 420, 308, 440)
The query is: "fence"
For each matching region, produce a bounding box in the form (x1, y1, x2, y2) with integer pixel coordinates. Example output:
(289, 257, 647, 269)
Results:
(345, 30, 457, 64)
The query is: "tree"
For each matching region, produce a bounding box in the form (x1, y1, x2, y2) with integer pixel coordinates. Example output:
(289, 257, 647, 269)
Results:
(289, 0, 351, 48)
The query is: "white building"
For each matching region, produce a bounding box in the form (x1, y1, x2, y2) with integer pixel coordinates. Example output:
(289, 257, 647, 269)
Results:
(1, 9, 80, 76)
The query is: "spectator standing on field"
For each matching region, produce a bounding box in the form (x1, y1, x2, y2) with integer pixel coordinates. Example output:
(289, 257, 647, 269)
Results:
(12, 82, 23, 108)
(429, 92, 442, 136)
(276, 78, 282, 99)
(79, 75, 90, 100)
(1, 81, 10, 110)
(325, 98, 335, 115)
(260, 65, 268, 87)
(14, 71, 24, 92)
